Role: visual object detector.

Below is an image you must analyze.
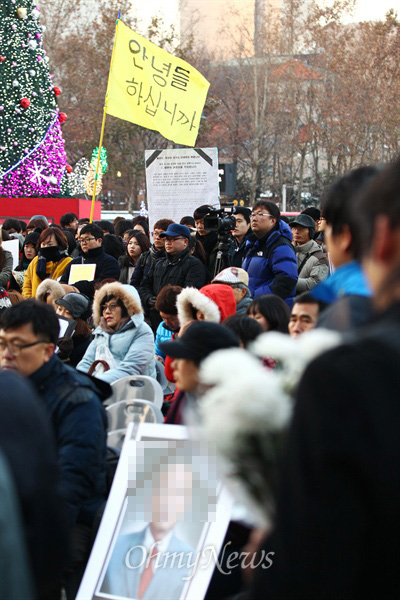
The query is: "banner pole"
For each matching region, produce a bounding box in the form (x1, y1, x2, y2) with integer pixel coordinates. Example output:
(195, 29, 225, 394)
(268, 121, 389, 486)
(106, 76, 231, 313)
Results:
(89, 14, 121, 223)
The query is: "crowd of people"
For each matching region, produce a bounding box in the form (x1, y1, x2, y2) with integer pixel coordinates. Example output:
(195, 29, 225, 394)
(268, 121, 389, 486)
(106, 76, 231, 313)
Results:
(0, 157, 399, 600)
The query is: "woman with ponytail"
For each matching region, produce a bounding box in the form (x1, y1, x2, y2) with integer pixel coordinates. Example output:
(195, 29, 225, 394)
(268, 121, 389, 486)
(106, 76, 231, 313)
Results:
(22, 228, 72, 298)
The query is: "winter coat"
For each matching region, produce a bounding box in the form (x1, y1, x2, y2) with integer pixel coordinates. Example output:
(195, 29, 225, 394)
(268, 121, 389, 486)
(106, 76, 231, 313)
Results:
(0, 372, 67, 597)
(242, 221, 298, 307)
(130, 246, 165, 289)
(177, 284, 237, 326)
(58, 332, 93, 367)
(294, 239, 329, 293)
(28, 355, 108, 528)
(77, 282, 156, 383)
(139, 248, 208, 312)
(35, 278, 65, 303)
(118, 255, 136, 285)
(22, 254, 72, 298)
(0, 450, 34, 600)
(60, 246, 120, 298)
(231, 235, 251, 268)
(0, 249, 13, 288)
(251, 301, 400, 600)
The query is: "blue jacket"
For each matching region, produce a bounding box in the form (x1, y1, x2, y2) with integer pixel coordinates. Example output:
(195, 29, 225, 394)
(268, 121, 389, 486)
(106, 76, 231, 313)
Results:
(242, 221, 298, 307)
(29, 355, 108, 527)
(155, 321, 174, 358)
(77, 283, 156, 383)
(312, 260, 371, 303)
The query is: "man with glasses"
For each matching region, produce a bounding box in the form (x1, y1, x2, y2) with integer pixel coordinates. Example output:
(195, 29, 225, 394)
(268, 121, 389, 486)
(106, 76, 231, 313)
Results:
(60, 223, 120, 298)
(0, 299, 108, 598)
(139, 224, 207, 330)
(242, 201, 298, 307)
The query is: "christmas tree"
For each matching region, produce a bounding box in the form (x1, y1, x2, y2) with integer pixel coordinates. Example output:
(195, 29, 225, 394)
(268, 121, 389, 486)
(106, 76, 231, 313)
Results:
(0, 0, 68, 197)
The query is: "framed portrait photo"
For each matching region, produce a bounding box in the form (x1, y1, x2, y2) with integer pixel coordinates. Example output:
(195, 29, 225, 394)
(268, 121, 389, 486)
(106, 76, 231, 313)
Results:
(77, 423, 233, 600)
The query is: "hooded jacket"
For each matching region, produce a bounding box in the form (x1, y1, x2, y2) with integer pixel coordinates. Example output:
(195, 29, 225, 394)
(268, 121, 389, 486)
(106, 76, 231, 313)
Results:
(294, 239, 329, 293)
(77, 283, 156, 383)
(177, 284, 237, 326)
(242, 221, 298, 307)
(35, 278, 65, 303)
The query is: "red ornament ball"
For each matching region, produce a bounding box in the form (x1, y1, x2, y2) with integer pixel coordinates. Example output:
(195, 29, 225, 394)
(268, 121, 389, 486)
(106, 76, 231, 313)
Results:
(53, 86, 61, 96)
(66, 164, 73, 173)
(20, 97, 30, 108)
(0, 56, 6, 62)
(58, 112, 67, 123)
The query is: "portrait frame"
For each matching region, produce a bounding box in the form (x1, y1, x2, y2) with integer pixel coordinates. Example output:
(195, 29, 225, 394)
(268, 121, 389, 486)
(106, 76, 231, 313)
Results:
(77, 423, 233, 600)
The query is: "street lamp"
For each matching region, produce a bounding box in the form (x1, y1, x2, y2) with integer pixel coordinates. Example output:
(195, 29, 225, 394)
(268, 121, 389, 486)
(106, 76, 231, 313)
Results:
(116, 171, 122, 178)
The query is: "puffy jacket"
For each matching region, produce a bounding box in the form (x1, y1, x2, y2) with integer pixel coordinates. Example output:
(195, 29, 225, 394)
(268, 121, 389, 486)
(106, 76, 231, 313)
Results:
(28, 355, 108, 527)
(22, 255, 72, 298)
(139, 248, 207, 312)
(177, 284, 237, 326)
(77, 282, 156, 383)
(295, 239, 329, 293)
(242, 221, 298, 307)
(60, 246, 120, 298)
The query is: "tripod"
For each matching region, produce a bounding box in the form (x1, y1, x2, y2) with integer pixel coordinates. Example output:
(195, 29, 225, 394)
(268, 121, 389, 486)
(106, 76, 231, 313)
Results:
(213, 233, 233, 278)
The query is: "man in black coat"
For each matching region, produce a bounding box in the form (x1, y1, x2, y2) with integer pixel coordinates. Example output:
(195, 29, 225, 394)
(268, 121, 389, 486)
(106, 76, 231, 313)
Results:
(60, 223, 120, 298)
(139, 224, 207, 329)
(0, 300, 109, 599)
(251, 159, 400, 599)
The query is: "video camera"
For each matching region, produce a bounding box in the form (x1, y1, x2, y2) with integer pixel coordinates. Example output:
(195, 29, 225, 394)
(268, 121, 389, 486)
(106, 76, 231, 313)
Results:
(203, 204, 236, 234)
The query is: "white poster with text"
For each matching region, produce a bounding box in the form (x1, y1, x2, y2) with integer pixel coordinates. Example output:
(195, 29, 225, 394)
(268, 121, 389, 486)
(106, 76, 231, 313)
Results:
(145, 148, 220, 230)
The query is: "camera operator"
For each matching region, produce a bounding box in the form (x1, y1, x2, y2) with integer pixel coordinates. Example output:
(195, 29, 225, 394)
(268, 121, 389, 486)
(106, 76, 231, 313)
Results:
(193, 204, 236, 278)
(231, 207, 251, 267)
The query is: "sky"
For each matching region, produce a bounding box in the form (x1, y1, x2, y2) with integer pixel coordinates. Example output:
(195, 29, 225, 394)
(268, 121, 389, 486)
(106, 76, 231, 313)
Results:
(136, 0, 399, 25)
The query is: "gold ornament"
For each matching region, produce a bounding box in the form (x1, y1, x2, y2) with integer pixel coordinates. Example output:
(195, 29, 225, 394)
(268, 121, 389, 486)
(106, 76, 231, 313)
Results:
(84, 164, 103, 196)
(16, 7, 28, 19)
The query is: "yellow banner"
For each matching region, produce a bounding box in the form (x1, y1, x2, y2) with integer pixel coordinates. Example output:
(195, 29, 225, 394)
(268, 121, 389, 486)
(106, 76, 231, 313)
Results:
(105, 21, 210, 147)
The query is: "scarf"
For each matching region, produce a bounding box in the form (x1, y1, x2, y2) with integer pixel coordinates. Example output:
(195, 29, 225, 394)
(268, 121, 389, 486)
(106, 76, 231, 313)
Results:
(100, 316, 131, 334)
(36, 246, 65, 280)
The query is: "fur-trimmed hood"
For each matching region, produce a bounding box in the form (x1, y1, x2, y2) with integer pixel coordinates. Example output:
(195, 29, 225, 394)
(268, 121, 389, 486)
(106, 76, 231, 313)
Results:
(36, 279, 65, 302)
(177, 284, 236, 326)
(92, 282, 143, 328)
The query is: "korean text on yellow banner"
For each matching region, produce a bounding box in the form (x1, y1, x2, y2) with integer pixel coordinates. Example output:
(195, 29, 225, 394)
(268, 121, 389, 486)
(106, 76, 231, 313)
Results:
(105, 21, 210, 147)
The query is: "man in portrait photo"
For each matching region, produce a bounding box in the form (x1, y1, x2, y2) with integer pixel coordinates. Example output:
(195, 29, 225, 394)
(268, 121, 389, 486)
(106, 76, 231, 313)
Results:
(100, 460, 196, 599)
